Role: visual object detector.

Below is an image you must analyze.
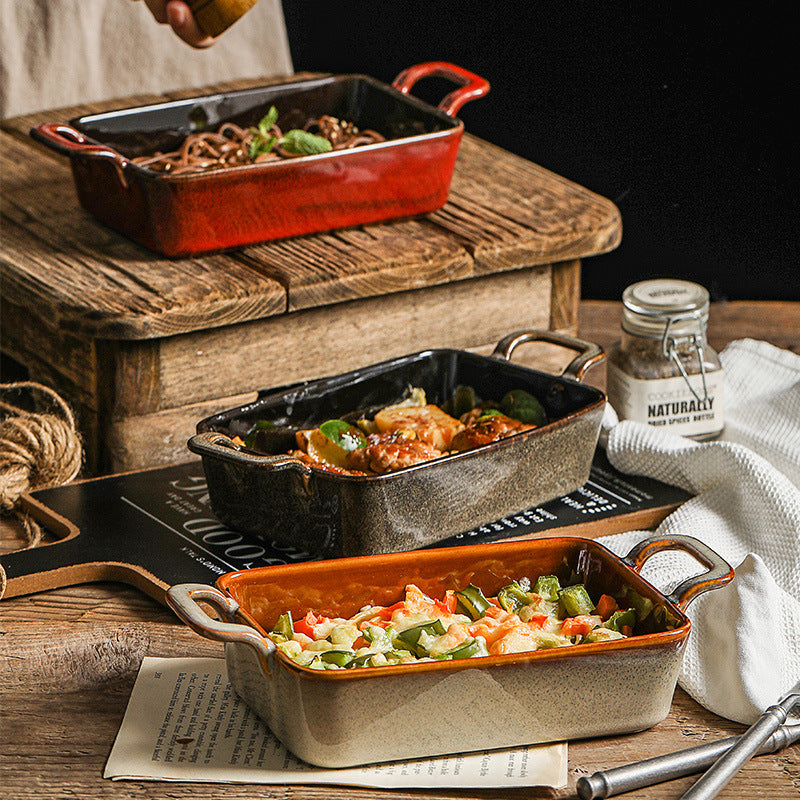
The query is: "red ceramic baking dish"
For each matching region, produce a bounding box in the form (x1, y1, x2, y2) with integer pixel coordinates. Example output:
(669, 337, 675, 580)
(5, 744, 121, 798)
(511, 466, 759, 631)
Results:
(29, 63, 489, 255)
(166, 534, 733, 767)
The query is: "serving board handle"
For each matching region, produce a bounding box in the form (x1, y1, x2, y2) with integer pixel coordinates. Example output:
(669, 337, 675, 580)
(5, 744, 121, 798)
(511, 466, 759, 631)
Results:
(0, 496, 168, 603)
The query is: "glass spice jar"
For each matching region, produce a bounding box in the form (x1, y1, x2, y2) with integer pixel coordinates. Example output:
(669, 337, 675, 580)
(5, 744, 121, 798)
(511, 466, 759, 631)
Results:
(606, 279, 724, 440)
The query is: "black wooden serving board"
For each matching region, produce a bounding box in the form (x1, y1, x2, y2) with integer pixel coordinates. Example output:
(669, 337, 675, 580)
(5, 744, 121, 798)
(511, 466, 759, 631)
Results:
(1, 450, 690, 604)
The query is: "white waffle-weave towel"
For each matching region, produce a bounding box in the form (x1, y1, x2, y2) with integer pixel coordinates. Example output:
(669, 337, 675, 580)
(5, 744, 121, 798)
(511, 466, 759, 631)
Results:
(598, 338, 800, 724)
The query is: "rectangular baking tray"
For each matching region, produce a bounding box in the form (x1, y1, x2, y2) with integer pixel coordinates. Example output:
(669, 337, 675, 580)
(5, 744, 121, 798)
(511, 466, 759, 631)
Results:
(30, 63, 489, 255)
(167, 533, 733, 767)
(189, 331, 606, 557)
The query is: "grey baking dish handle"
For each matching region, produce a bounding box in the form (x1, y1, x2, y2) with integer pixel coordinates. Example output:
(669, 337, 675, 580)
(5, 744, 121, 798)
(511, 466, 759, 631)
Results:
(166, 583, 276, 670)
(187, 431, 310, 471)
(491, 330, 605, 381)
(623, 534, 734, 611)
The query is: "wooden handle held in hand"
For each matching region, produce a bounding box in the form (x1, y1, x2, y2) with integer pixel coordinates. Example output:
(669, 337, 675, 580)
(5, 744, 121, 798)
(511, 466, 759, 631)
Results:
(185, 0, 258, 37)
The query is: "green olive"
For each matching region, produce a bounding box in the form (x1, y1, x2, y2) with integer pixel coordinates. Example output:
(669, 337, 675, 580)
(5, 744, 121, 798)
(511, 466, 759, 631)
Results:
(500, 389, 547, 426)
(451, 384, 482, 417)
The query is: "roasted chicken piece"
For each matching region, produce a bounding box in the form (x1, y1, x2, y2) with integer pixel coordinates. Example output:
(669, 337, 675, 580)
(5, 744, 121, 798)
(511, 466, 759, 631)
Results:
(450, 413, 534, 451)
(345, 432, 443, 474)
(373, 404, 464, 451)
(288, 448, 367, 475)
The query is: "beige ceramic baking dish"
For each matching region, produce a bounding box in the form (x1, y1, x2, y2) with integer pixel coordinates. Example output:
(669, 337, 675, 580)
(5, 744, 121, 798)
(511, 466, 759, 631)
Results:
(167, 534, 732, 768)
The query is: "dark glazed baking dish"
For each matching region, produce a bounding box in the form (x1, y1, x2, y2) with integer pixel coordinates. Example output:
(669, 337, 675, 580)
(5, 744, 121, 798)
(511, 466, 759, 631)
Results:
(189, 331, 606, 557)
(29, 63, 489, 255)
(166, 534, 734, 767)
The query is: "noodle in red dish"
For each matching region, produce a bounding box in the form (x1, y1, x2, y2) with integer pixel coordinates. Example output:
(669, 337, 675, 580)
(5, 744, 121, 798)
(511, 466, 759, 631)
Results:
(132, 106, 385, 175)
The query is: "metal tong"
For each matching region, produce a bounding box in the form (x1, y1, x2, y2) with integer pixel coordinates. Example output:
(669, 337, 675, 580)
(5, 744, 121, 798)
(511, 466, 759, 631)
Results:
(577, 720, 800, 800)
(679, 687, 800, 799)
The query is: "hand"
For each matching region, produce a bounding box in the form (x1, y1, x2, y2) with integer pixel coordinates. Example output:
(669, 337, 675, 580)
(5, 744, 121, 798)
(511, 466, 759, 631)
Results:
(138, 0, 216, 48)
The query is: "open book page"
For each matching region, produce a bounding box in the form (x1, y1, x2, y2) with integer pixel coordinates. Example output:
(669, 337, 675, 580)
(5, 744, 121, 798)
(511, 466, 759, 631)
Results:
(105, 657, 567, 789)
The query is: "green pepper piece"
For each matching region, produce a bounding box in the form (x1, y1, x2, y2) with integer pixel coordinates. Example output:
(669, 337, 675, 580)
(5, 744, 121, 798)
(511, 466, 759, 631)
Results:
(440, 636, 490, 660)
(533, 574, 561, 602)
(319, 649, 355, 667)
(583, 627, 626, 643)
(451, 385, 482, 418)
(500, 389, 547, 426)
(558, 584, 596, 617)
(626, 588, 655, 622)
(271, 611, 294, 640)
(362, 624, 391, 649)
(349, 652, 377, 668)
(243, 418, 275, 448)
(602, 608, 636, 632)
(497, 581, 532, 613)
(455, 583, 492, 620)
(384, 649, 409, 664)
(318, 419, 367, 451)
(536, 631, 568, 649)
(394, 620, 447, 657)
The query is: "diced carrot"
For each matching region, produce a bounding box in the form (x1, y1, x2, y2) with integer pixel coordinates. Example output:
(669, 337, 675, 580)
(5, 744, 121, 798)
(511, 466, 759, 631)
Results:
(483, 605, 510, 620)
(435, 590, 458, 614)
(404, 584, 440, 615)
(373, 600, 406, 620)
(293, 610, 321, 638)
(595, 594, 619, 621)
(527, 614, 549, 629)
(561, 615, 597, 637)
(351, 636, 368, 650)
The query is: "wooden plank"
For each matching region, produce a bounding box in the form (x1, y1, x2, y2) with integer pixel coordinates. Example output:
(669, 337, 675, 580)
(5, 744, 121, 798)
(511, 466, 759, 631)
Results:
(435, 136, 622, 270)
(104, 394, 251, 472)
(0, 294, 99, 410)
(237, 219, 475, 312)
(0, 133, 288, 340)
(1, 82, 621, 341)
(550, 259, 581, 333)
(579, 300, 800, 361)
(156, 265, 554, 410)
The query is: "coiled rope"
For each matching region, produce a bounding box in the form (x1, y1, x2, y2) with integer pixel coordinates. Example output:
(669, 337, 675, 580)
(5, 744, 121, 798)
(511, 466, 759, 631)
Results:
(0, 382, 83, 598)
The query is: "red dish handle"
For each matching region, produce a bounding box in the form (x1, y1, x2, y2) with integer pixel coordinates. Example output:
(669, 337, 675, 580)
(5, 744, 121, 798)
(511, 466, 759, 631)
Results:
(30, 122, 130, 172)
(392, 61, 490, 117)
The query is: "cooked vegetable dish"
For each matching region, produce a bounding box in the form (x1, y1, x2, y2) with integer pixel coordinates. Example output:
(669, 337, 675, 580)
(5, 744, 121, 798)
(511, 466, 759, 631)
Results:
(267, 575, 652, 670)
(232, 385, 548, 475)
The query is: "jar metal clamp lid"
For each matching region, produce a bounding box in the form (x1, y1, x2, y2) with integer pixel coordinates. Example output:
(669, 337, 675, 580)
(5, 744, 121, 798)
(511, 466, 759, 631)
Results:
(621, 279, 712, 405)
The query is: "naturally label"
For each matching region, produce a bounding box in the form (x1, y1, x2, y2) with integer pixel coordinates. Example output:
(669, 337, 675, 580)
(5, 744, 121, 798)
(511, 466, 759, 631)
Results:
(606, 362, 724, 438)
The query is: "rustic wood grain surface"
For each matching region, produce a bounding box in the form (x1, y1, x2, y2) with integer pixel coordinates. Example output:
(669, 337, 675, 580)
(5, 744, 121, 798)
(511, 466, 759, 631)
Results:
(1, 75, 622, 472)
(1, 301, 798, 799)
(0, 78, 622, 341)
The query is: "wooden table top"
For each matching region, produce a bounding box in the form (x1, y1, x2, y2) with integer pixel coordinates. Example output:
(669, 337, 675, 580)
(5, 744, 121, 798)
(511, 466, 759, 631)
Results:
(2, 299, 798, 800)
(0, 76, 621, 342)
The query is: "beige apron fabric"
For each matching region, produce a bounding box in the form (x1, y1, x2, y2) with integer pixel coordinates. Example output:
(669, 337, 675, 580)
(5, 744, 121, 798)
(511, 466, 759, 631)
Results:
(0, 0, 293, 119)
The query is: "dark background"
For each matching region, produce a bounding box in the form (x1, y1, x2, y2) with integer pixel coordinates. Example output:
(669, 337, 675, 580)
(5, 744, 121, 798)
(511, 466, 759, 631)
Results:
(282, 2, 797, 302)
